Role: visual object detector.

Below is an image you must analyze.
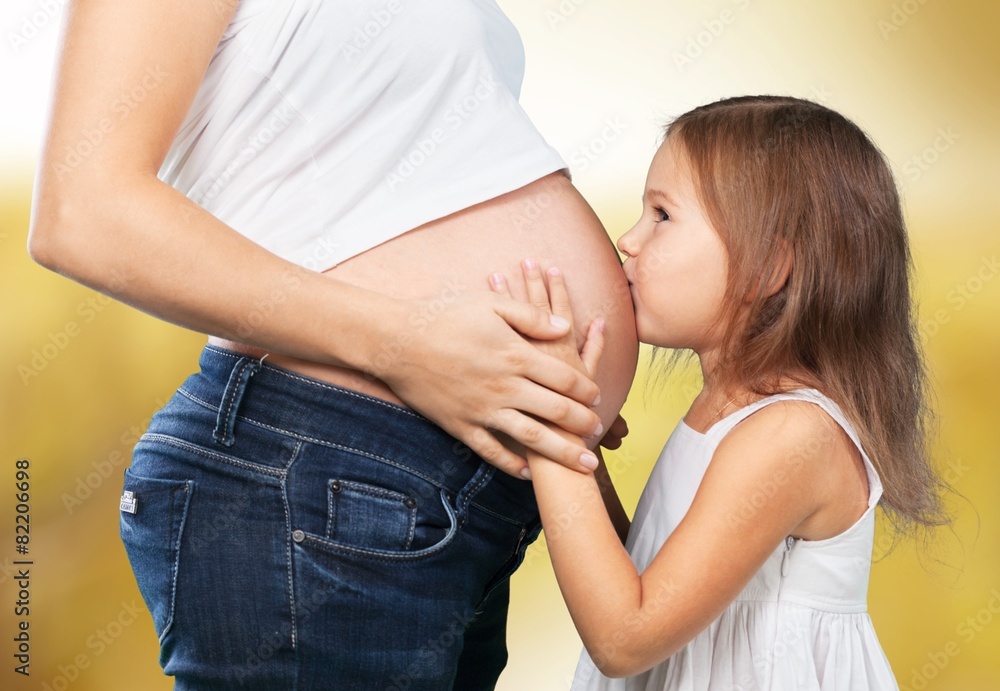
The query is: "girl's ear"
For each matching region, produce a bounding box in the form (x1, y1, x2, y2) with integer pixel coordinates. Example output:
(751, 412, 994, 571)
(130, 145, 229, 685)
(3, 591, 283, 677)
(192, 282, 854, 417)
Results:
(764, 238, 794, 297)
(746, 238, 794, 302)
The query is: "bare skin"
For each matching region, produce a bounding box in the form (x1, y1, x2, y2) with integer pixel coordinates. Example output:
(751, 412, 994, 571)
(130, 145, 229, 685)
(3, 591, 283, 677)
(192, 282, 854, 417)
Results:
(27, 0, 638, 476)
(213, 171, 638, 460)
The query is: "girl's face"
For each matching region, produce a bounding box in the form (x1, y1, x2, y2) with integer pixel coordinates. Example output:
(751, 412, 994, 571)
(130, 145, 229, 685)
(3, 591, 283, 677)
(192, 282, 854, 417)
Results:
(618, 137, 731, 352)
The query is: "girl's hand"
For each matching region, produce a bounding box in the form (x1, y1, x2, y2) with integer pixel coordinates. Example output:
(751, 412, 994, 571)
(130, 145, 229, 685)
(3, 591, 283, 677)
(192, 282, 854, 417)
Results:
(489, 259, 606, 384)
(488, 260, 608, 458)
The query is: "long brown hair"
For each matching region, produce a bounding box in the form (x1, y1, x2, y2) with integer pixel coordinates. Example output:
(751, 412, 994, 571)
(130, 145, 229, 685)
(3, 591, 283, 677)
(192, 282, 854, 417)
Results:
(664, 95, 947, 536)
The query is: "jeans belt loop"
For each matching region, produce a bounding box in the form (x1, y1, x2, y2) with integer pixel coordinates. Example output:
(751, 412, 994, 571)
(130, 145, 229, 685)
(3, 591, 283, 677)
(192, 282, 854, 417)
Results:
(212, 356, 264, 447)
(453, 463, 494, 526)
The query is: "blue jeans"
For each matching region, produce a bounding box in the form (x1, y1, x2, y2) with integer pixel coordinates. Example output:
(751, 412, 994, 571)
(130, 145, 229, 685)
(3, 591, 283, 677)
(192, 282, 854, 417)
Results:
(120, 345, 542, 690)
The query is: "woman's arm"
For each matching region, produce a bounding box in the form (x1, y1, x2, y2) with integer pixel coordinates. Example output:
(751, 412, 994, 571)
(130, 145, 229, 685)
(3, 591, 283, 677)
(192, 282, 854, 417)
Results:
(27, 0, 603, 477)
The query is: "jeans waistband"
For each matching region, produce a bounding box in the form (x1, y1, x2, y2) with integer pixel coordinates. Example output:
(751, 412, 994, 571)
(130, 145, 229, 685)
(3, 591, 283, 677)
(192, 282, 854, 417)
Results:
(183, 344, 538, 525)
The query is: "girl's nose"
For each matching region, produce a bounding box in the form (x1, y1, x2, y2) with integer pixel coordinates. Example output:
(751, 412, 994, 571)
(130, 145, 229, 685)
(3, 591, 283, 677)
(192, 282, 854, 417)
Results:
(617, 225, 639, 258)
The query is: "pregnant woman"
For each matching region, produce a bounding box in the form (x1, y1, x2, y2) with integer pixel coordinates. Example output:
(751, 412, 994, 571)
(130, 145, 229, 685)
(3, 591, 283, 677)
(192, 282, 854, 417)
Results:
(28, 0, 638, 688)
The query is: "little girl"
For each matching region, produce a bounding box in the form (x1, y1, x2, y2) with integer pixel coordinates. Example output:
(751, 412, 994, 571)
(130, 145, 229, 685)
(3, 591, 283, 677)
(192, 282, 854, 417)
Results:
(489, 95, 946, 689)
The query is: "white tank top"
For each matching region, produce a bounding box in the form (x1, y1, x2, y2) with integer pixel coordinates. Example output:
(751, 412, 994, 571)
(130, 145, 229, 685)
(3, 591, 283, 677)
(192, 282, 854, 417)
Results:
(573, 388, 899, 690)
(157, 0, 568, 271)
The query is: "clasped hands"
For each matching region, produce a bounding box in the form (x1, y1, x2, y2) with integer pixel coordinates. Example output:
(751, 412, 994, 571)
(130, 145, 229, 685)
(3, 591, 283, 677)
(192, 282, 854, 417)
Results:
(489, 259, 629, 471)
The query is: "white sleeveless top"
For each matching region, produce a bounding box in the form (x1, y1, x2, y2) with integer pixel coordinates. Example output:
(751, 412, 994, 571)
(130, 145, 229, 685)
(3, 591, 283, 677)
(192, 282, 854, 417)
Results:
(157, 0, 567, 272)
(572, 388, 900, 691)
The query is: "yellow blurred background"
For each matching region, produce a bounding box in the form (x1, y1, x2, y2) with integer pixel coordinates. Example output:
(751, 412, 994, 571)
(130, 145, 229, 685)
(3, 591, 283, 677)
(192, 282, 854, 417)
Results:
(2, 1, 997, 690)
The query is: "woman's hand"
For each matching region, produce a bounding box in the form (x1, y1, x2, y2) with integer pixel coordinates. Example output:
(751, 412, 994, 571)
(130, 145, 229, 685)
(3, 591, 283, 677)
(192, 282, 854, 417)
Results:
(375, 285, 605, 479)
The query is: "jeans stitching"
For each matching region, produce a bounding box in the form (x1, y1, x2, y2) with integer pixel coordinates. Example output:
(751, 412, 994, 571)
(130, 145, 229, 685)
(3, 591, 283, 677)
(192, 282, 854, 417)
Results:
(214, 360, 242, 445)
(324, 480, 419, 549)
(324, 481, 336, 539)
(180, 389, 491, 507)
(283, 441, 302, 652)
(204, 344, 426, 421)
(469, 501, 528, 527)
(177, 388, 215, 409)
(138, 434, 287, 478)
(163, 480, 194, 645)
(244, 425, 447, 489)
(296, 488, 457, 562)
(455, 464, 494, 526)
(176, 392, 453, 491)
(213, 357, 259, 446)
(159, 396, 534, 528)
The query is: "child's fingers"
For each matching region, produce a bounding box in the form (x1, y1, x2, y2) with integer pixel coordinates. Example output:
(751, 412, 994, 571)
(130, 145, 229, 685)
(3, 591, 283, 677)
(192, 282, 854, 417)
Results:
(580, 317, 606, 379)
(489, 272, 514, 299)
(521, 258, 553, 312)
(545, 266, 574, 327)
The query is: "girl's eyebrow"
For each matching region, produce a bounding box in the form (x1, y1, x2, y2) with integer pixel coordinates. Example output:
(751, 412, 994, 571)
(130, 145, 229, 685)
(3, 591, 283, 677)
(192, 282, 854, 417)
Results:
(645, 188, 680, 208)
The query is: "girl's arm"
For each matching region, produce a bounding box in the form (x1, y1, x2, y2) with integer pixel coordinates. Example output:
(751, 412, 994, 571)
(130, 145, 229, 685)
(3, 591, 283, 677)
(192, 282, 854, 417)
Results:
(27, 0, 603, 477)
(500, 265, 829, 678)
(527, 415, 827, 677)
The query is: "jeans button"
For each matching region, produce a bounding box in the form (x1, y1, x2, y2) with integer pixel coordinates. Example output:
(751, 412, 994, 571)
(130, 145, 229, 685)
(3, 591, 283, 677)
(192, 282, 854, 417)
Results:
(291, 530, 305, 543)
(330, 480, 342, 494)
(404, 497, 417, 509)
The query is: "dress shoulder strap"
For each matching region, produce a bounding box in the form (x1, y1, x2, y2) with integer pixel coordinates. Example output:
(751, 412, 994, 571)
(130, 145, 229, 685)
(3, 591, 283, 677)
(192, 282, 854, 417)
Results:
(707, 388, 884, 509)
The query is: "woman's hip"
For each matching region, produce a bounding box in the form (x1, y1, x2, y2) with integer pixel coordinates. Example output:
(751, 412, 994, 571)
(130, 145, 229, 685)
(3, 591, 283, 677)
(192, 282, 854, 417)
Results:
(119, 344, 542, 687)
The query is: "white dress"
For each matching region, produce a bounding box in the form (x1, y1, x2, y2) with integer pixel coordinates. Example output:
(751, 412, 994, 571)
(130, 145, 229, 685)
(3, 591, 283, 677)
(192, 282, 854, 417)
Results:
(572, 388, 900, 691)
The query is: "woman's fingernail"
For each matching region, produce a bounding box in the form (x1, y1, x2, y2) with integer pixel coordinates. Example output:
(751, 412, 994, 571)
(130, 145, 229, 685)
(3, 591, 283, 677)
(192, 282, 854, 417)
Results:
(524, 258, 537, 270)
(592, 393, 602, 406)
(580, 453, 600, 471)
(550, 315, 570, 329)
(596, 317, 606, 332)
(490, 272, 505, 287)
(520, 467, 533, 481)
(593, 421, 604, 437)
(548, 266, 561, 277)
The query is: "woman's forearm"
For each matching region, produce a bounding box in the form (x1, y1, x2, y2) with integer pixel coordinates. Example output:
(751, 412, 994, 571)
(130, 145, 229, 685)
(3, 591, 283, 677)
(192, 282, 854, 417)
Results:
(29, 173, 400, 372)
(23, 0, 354, 359)
(29, 172, 604, 473)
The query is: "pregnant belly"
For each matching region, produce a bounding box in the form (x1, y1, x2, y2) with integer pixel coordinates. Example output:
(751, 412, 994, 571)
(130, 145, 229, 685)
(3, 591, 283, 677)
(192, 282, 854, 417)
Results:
(209, 171, 639, 440)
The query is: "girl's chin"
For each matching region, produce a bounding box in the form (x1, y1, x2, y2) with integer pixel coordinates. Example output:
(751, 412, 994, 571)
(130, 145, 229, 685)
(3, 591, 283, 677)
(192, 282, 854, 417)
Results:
(634, 320, 685, 351)
(633, 322, 663, 349)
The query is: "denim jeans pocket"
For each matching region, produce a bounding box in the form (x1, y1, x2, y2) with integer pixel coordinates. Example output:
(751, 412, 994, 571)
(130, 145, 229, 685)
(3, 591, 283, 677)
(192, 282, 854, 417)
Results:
(119, 468, 193, 642)
(301, 484, 458, 561)
(326, 479, 418, 550)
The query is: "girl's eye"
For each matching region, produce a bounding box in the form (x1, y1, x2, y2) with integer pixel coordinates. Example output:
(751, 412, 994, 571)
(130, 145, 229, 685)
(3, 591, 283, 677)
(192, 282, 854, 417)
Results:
(653, 207, 670, 222)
